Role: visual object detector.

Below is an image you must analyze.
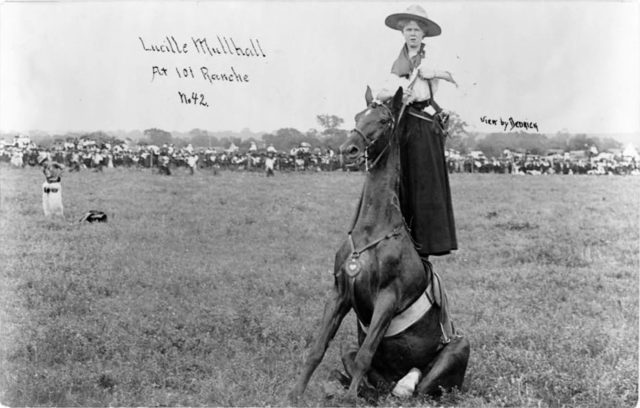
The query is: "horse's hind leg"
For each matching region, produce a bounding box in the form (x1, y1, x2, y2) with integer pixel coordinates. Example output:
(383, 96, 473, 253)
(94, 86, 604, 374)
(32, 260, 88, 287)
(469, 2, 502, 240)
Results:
(416, 336, 470, 397)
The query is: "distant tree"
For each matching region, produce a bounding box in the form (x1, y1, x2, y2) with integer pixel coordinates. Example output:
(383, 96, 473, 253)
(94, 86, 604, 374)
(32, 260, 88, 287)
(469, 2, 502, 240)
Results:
(239, 128, 255, 139)
(143, 128, 172, 146)
(320, 130, 348, 151)
(548, 130, 572, 151)
(189, 128, 219, 148)
(230, 137, 242, 147)
(218, 137, 231, 148)
(306, 128, 321, 139)
(217, 136, 242, 150)
(566, 133, 598, 152)
(516, 133, 549, 155)
(52, 135, 66, 146)
(475, 132, 550, 158)
(600, 136, 622, 152)
(315, 114, 348, 151)
(475, 133, 505, 158)
(35, 135, 54, 147)
(444, 111, 471, 154)
(239, 137, 258, 151)
(172, 137, 189, 148)
(317, 114, 344, 132)
(261, 128, 306, 151)
(80, 131, 124, 147)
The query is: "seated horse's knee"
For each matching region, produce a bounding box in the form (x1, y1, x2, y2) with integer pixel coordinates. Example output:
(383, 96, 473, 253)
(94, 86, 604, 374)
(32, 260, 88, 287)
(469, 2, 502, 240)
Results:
(341, 350, 357, 377)
(449, 336, 471, 366)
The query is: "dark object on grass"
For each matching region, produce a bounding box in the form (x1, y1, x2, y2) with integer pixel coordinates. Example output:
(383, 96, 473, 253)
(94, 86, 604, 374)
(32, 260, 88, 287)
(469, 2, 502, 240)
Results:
(79, 210, 108, 223)
(97, 373, 116, 389)
(289, 87, 469, 403)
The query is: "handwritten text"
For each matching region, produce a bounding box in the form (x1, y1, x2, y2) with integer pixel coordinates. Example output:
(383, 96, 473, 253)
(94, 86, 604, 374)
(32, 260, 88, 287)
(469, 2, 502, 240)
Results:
(139, 35, 267, 58)
(139, 34, 268, 109)
(480, 115, 539, 132)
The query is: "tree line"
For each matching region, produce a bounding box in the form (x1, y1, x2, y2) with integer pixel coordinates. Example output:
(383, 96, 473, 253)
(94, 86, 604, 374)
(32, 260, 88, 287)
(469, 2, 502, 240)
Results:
(12, 112, 625, 157)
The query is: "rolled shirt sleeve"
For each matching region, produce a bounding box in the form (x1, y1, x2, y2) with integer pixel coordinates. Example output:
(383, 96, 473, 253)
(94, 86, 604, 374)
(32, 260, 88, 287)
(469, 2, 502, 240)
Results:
(374, 73, 439, 103)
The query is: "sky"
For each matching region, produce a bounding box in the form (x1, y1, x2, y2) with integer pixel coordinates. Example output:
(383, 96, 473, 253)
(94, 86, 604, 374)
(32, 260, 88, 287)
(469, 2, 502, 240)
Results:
(1, 1, 639, 137)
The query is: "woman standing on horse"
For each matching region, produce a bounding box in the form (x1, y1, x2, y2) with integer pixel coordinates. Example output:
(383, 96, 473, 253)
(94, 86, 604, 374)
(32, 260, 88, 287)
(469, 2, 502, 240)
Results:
(376, 4, 458, 270)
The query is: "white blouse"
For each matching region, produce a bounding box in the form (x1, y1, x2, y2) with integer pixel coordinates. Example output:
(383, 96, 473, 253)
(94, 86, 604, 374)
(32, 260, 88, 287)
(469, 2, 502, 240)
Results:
(375, 70, 441, 103)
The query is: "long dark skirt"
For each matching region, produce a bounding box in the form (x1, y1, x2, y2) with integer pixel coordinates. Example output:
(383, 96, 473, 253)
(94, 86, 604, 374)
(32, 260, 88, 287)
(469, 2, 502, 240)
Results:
(399, 111, 457, 256)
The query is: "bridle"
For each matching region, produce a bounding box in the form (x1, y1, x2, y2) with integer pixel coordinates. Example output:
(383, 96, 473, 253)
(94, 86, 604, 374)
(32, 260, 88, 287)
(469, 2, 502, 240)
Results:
(338, 101, 407, 280)
(350, 102, 397, 172)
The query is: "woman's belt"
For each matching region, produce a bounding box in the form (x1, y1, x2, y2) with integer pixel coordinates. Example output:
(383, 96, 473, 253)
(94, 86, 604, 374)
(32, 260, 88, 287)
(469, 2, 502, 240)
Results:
(407, 104, 450, 133)
(408, 107, 435, 122)
(408, 100, 432, 110)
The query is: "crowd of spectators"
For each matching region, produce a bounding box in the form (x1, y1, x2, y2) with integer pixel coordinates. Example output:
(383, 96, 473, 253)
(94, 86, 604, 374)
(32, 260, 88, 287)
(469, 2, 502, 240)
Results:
(445, 149, 640, 176)
(2, 137, 639, 176)
(0, 139, 343, 174)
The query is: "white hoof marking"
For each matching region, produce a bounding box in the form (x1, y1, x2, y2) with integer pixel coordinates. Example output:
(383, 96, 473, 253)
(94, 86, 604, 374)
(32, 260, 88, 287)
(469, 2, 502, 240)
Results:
(392, 367, 421, 398)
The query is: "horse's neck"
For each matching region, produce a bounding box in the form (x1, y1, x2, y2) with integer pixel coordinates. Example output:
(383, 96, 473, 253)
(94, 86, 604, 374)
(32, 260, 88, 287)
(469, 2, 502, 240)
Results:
(352, 146, 402, 235)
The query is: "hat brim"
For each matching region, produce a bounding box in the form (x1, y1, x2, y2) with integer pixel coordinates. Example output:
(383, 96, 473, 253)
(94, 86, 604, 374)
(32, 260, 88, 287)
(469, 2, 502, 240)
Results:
(385, 13, 441, 37)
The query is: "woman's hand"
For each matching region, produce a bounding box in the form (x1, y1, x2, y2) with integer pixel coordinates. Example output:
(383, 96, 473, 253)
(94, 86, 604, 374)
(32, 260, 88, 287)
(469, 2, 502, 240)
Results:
(440, 71, 458, 88)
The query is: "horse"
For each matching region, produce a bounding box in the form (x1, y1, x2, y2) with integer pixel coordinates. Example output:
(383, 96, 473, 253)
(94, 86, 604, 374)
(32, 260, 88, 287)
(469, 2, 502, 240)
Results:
(289, 87, 470, 403)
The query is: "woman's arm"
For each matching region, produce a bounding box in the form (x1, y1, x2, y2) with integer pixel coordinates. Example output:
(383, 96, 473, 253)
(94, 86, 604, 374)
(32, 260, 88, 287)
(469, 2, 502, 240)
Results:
(418, 67, 458, 87)
(374, 74, 410, 102)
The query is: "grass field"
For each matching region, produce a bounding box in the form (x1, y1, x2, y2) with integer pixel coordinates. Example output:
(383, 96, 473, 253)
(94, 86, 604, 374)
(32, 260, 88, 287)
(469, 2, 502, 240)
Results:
(0, 166, 638, 407)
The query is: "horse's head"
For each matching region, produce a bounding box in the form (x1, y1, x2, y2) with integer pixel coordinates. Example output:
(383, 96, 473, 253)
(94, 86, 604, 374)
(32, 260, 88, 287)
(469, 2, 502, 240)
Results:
(340, 87, 404, 169)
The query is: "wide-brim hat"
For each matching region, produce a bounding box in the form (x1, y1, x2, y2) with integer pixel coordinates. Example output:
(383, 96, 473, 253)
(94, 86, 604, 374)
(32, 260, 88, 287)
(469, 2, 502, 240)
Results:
(385, 5, 441, 37)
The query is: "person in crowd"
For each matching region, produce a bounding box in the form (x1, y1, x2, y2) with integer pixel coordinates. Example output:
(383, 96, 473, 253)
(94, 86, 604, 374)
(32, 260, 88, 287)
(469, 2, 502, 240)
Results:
(158, 152, 171, 175)
(92, 149, 104, 172)
(69, 150, 81, 172)
(265, 152, 276, 177)
(186, 153, 198, 175)
(40, 155, 65, 217)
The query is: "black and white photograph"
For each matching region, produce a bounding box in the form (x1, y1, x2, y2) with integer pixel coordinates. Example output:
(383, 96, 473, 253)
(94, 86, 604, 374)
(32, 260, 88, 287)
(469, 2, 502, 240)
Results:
(0, 1, 638, 406)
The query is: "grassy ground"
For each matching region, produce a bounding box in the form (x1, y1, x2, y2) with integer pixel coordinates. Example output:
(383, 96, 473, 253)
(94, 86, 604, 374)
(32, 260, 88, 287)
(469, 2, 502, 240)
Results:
(0, 166, 637, 407)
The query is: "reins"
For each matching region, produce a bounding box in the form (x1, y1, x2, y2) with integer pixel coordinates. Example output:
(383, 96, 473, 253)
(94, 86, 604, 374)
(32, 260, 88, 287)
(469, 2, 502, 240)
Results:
(338, 103, 406, 280)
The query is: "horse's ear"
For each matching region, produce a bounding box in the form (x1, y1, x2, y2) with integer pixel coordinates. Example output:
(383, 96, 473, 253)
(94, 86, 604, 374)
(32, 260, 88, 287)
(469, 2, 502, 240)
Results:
(365, 86, 373, 106)
(392, 87, 404, 114)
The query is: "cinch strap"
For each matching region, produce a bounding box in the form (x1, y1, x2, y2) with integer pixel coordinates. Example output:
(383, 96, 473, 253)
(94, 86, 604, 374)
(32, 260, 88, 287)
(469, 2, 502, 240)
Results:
(359, 284, 433, 338)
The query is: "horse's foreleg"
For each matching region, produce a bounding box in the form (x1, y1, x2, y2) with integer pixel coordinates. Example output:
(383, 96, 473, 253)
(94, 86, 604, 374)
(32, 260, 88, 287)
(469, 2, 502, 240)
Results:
(341, 345, 387, 390)
(289, 288, 351, 403)
(345, 289, 396, 400)
(416, 336, 470, 397)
